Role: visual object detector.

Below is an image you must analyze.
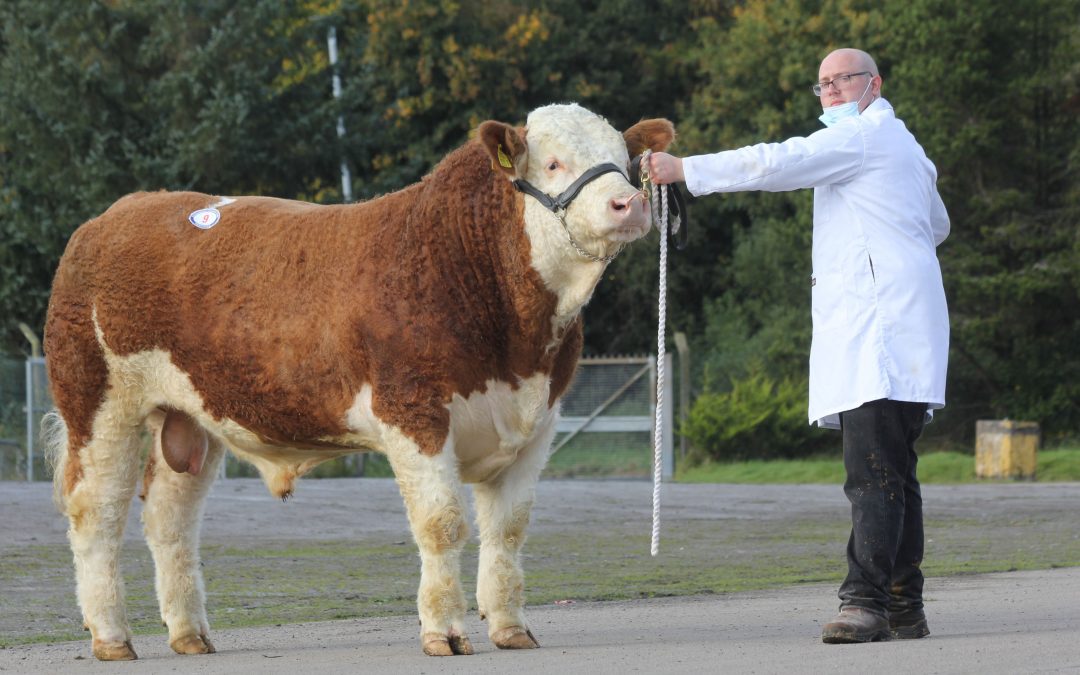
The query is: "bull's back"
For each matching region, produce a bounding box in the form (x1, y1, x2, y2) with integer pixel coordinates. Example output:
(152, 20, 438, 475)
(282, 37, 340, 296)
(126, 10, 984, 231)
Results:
(59, 191, 370, 332)
(48, 190, 410, 443)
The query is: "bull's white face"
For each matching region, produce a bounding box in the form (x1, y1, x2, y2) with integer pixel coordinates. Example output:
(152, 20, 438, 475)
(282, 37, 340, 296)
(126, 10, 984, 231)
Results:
(520, 104, 651, 319)
(523, 104, 651, 253)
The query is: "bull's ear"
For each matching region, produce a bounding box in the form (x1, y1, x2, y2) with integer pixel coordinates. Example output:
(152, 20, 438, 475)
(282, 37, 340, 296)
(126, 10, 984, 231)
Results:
(478, 121, 528, 178)
(624, 118, 676, 157)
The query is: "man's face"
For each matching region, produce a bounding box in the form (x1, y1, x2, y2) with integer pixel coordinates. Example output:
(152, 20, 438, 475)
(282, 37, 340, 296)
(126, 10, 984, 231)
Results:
(817, 53, 877, 111)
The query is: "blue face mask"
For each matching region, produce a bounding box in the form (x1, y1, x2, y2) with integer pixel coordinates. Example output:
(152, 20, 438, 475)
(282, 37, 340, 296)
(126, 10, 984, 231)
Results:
(818, 78, 873, 128)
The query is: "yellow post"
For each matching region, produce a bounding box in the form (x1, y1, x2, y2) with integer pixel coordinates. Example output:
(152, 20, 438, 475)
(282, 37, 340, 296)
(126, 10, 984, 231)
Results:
(975, 420, 1039, 480)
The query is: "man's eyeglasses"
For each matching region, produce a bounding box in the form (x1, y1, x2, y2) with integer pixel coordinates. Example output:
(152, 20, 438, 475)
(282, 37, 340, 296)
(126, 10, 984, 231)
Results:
(812, 72, 871, 96)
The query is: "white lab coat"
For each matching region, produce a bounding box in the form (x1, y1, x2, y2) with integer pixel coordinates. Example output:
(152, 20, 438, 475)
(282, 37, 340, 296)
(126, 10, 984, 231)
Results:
(682, 98, 949, 428)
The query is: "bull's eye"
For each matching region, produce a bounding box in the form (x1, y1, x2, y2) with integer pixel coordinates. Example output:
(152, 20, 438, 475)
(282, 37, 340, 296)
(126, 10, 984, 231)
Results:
(547, 161, 560, 172)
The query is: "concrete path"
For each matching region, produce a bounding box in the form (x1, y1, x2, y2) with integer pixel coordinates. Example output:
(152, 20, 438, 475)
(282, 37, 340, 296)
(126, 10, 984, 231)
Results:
(3, 567, 1079, 674)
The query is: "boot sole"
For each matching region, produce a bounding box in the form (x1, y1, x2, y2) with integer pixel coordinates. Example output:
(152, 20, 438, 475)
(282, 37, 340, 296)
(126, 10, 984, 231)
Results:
(889, 622, 930, 640)
(822, 629, 891, 644)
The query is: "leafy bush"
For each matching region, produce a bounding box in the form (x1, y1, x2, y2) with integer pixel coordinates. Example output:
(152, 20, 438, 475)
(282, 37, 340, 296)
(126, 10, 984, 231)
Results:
(681, 371, 834, 464)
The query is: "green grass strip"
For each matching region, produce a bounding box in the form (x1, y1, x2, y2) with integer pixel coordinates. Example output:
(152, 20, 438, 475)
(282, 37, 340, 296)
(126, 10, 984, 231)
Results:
(677, 448, 1080, 484)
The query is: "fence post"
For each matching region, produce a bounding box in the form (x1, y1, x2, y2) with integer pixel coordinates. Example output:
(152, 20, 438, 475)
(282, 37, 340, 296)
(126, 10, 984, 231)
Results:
(673, 332, 690, 462)
(25, 359, 33, 482)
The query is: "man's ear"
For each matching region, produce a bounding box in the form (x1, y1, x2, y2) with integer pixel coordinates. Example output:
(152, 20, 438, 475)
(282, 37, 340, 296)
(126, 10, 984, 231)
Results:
(623, 118, 676, 157)
(478, 121, 528, 178)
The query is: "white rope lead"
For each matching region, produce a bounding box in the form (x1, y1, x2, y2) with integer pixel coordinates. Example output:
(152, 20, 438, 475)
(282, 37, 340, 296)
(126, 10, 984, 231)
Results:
(651, 183, 669, 557)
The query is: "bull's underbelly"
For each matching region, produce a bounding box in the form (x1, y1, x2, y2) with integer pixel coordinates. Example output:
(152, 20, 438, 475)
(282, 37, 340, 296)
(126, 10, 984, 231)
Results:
(96, 326, 559, 490)
(336, 375, 558, 484)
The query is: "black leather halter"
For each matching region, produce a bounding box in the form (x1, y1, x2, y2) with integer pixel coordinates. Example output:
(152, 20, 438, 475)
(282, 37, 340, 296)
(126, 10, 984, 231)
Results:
(511, 157, 690, 261)
(512, 163, 626, 214)
(512, 162, 632, 263)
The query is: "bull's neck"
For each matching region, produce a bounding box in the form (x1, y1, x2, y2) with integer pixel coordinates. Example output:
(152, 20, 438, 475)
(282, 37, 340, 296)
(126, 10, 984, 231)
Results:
(461, 175, 596, 363)
(520, 200, 608, 321)
(396, 141, 601, 362)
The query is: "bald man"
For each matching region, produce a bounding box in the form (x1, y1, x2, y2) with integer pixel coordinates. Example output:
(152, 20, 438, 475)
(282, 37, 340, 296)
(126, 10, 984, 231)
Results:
(650, 48, 949, 643)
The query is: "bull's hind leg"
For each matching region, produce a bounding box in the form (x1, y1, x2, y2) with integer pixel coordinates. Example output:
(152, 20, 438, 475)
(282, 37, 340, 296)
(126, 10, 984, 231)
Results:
(472, 419, 556, 649)
(141, 412, 225, 656)
(385, 436, 473, 656)
(58, 398, 145, 661)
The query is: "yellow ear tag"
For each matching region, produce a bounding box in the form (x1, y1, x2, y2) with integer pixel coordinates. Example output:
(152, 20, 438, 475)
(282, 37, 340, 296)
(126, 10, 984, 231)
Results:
(497, 144, 513, 169)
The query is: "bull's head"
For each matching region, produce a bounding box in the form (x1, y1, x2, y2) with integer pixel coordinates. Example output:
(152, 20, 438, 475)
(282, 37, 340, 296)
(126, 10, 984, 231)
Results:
(479, 104, 675, 268)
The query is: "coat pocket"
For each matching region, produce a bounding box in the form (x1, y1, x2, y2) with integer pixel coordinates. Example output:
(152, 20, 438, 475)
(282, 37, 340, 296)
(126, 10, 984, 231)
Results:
(810, 270, 846, 333)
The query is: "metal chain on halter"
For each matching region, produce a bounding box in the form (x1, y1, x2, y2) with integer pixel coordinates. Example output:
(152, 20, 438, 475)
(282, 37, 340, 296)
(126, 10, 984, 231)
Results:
(554, 208, 622, 264)
(640, 149, 668, 558)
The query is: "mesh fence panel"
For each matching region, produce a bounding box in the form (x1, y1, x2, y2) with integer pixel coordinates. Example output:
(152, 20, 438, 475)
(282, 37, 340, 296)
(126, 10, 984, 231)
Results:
(0, 358, 27, 480)
(543, 357, 654, 479)
(0, 357, 52, 480)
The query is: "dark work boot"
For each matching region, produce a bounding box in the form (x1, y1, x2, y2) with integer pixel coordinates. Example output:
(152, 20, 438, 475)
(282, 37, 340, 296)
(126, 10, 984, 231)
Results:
(821, 607, 890, 644)
(889, 608, 930, 639)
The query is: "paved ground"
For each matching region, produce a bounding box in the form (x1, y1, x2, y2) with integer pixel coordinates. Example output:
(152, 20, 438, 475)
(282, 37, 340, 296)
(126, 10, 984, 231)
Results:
(2, 479, 1080, 673)
(3, 567, 1079, 674)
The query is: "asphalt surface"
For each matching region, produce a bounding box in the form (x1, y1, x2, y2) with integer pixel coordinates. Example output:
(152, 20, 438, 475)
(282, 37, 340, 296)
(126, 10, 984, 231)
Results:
(2, 479, 1079, 673)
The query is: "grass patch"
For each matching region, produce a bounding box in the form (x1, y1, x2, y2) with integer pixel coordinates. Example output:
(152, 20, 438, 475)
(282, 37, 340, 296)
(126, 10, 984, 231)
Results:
(678, 456, 845, 484)
(1036, 448, 1080, 481)
(544, 433, 652, 478)
(677, 447, 1080, 484)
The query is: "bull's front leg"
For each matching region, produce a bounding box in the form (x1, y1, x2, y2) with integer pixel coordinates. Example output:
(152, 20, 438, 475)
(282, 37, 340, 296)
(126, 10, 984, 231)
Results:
(471, 423, 554, 650)
(385, 436, 473, 656)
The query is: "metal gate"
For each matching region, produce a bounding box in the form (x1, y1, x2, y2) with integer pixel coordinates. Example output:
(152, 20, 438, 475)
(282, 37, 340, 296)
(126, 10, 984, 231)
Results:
(544, 355, 673, 480)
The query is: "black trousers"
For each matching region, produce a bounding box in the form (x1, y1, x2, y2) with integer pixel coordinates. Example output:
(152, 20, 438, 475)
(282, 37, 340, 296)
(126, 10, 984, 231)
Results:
(837, 398, 928, 616)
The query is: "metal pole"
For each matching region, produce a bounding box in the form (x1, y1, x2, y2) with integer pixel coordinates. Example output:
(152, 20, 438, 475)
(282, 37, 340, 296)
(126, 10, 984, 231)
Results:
(326, 26, 353, 203)
(18, 322, 41, 358)
(673, 331, 690, 462)
(19, 323, 41, 481)
(25, 359, 33, 482)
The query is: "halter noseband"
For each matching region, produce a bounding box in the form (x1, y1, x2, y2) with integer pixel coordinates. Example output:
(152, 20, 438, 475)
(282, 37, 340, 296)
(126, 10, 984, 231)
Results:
(512, 163, 626, 213)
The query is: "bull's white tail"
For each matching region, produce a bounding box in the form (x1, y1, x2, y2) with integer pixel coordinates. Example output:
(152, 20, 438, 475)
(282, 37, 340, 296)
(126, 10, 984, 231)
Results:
(42, 409, 70, 512)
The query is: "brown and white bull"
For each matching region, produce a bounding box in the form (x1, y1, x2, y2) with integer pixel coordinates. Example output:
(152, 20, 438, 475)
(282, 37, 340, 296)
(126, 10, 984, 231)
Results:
(43, 103, 675, 660)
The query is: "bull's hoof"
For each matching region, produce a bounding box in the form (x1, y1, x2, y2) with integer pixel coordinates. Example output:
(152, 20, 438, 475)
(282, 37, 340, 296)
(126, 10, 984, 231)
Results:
(491, 626, 540, 649)
(422, 632, 474, 656)
(170, 633, 216, 655)
(92, 638, 138, 661)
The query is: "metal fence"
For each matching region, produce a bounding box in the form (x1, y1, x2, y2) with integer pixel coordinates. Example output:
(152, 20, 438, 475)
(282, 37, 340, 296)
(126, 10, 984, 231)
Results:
(545, 355, 673, 479)
(0, 357, 51, 481)
(0, 354, 676, 481)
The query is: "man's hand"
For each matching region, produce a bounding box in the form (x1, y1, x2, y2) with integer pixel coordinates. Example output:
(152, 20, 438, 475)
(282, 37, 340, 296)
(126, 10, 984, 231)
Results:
(647, 152, 685, 185)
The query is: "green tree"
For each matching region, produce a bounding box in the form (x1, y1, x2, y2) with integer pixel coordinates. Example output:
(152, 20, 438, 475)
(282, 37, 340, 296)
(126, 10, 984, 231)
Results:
(883, 0, 1080, 438)
(0, 0, 338, 354)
